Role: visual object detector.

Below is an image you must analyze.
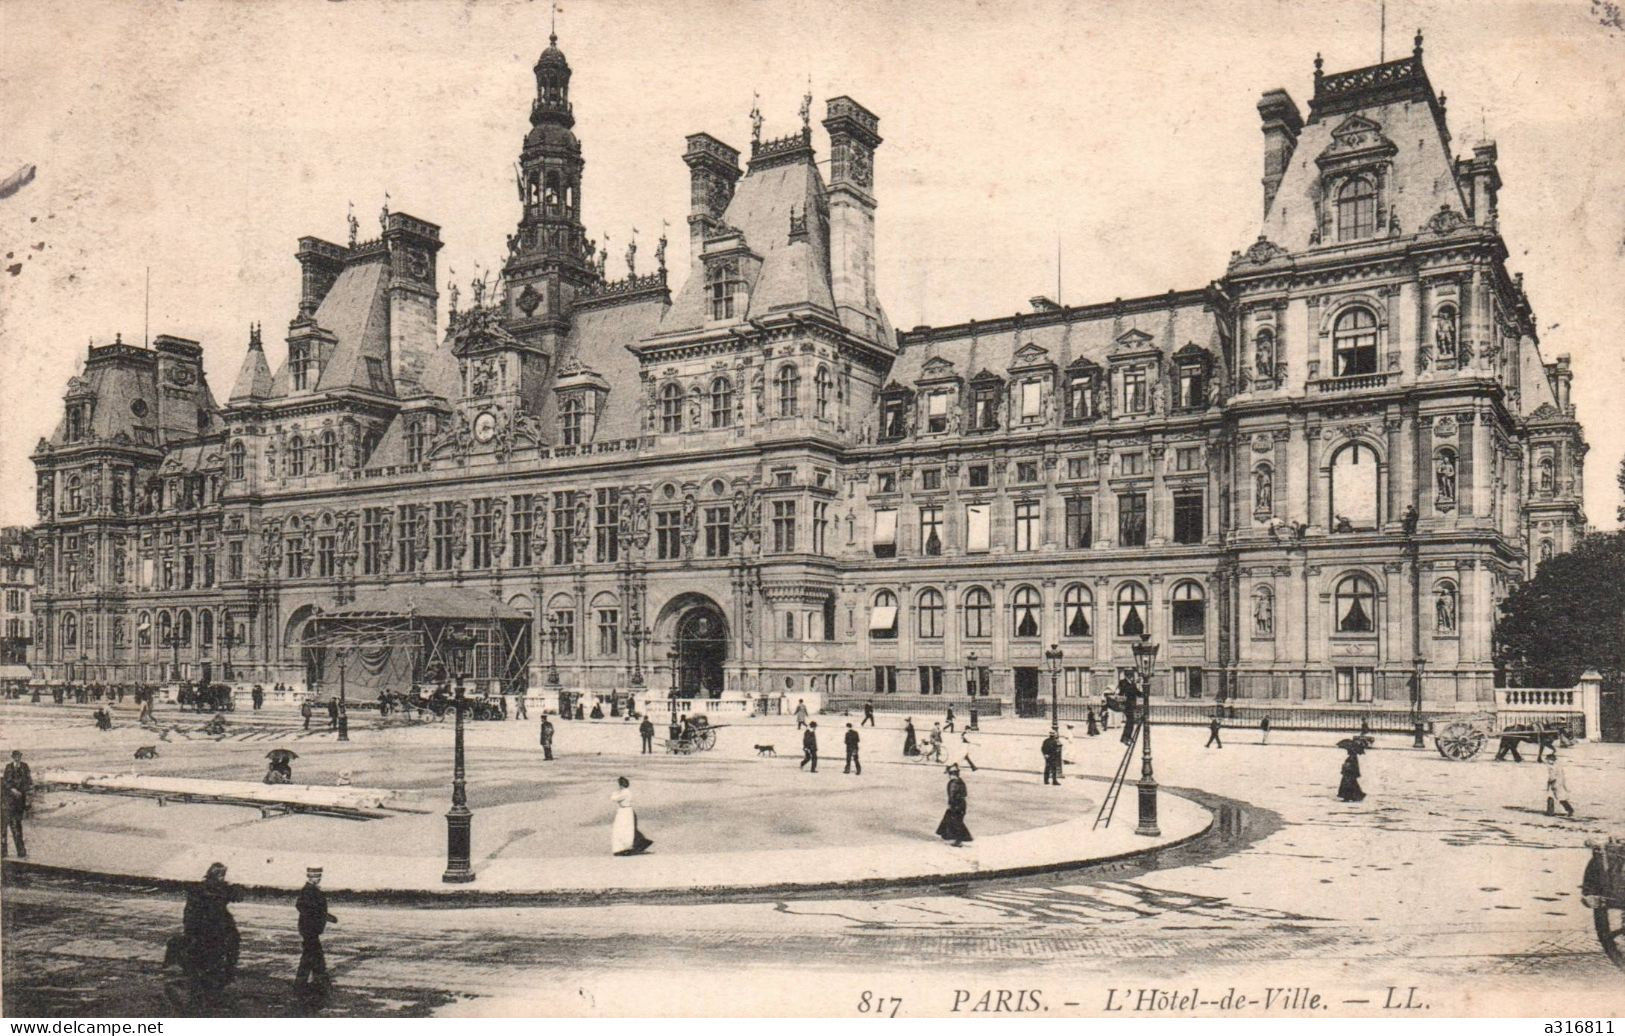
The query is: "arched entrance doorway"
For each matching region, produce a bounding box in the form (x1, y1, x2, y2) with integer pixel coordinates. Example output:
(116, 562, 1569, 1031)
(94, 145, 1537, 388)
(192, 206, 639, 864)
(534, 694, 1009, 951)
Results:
(676, 606, 727, 698)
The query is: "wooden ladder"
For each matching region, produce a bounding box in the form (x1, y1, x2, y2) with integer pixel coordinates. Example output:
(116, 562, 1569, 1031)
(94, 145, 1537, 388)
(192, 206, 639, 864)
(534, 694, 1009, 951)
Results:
(1093, 722, 1140, 830)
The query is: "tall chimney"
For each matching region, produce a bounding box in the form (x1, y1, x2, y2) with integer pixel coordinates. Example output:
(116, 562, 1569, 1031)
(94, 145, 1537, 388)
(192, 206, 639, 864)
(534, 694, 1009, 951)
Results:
(1257, 89, 1303, 218)
(682, 134, 742, 262)
(381, 212, 442, 393)
(822, 96, 883, 341)
(1468, 142, 1501, 228)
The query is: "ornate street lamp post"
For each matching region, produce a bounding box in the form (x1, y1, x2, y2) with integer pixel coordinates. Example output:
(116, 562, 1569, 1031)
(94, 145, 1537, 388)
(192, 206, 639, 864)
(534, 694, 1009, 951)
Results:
(334, 646, 350, 742)
(442, 628, 477, 883)
(1044, 643, 1064, 734)
(1131, 633, 1161, 837)
(966, 649, 979, 730)
(545, 613, 560, 687)
(668, 648, 680, 699)
(627, 622, 644, 688)
(221, 624, 238, 682)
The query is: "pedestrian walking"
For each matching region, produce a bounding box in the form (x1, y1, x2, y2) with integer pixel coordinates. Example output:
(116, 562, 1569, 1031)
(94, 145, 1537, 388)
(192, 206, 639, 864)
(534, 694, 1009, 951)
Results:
(1259, 714, 1271, 744)
(927, 722, 944, 763)
(251, 685, 264, 711)
(300, 698, 312, 731)
(1099, 700, 1112, 731)
(1205, 715, 1223, 749)
(294, 866, 336, 993)
(945, 705, 956, 733)
(326, 698, 339, 731)
(609, 776, 653, 856)
(539, 715, 555, 761)
(1545, 751, 1575, 817)
(946, 729, 980, 772)
(181, 862, 241, 1010)
(861, 701, 875, 727)
(1041, 731, 1062, 785)
(1086, 707, 1099, 736)
(902, 717, 919, 757)
(793, 699, 810, 729)
(800, 721, 819, 772)
(935, 765, 972, 846)
(844, 723, 861, 775)
(2, 750, 29, 858)
(1337, 744, 1366, 802)
(639, 715, 656, 754)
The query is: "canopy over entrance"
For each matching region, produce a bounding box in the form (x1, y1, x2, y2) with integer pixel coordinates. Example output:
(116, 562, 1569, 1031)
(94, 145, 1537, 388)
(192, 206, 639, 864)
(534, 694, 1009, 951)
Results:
(302, 587, 531, 696)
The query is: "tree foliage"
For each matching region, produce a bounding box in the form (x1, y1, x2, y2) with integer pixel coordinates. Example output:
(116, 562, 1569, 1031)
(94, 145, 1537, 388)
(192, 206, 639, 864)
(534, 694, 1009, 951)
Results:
(1495, 530, 1625, 686)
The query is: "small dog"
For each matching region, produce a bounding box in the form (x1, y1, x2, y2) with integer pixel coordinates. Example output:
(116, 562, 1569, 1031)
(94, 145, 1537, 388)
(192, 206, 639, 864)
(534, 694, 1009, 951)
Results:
(754, 744, 776, 757)
(134, 746, 159, 759)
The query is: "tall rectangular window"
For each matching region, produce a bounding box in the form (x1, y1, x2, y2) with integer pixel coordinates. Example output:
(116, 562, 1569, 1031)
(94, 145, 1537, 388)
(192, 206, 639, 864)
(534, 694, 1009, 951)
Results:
(872, 508, 897, 558)
(597, 608, 619, 656)
(926, 391, 949, 433)
(1175, 446, 1201, 472)
(397, 504, 421, 572)
(1122, 368, 1148, 413)
(1336, 666, 1376, 703)
(552, 492, 575, 565)
(873, 665, 898, 695)
(1063, 667, 1089, 697)
(1066, 375, 1096, 420)
(704, 506, 731, 558)
(965, 504, 990, 553)
(1173, 492, 1204, 544)
(771, 501, 797, 553)
(432, 502, 457, 570)
(468, 499, 493, 569)
(919, 506, 943, 556)
(1065, 495, 1093, 549)
(971, 388, 998, 430)
(1020, 380, 1043, 422)
(1118, 492, 1147, 547)
(203, 554, 215, 587)
(362, 507, 388, 575)
(1171, 666, 1205, 698)
(812, 502, 829, 555)
(655, 509, 681, 560)
(1013, 500, 1039, 552)
(317, 534, 337, 578)
(917, 665, 944, 695)
(554, 609, 576, 658)
(510, 494, 536, 567)
(594, 488, 620, 563)
(284, 539, 305, 579)
(227, 540, 244, 581)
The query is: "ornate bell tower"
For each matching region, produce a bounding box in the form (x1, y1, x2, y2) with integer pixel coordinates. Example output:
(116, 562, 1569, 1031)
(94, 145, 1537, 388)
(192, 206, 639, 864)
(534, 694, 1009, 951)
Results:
(501, 30, 602, 362)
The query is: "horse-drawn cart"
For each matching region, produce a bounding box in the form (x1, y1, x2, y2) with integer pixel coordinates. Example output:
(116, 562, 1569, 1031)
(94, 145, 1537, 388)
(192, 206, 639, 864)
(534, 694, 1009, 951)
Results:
(1432, 712, 1575, 761)
(1582, 836, 1625, 970)
(663, 715, 724, 755)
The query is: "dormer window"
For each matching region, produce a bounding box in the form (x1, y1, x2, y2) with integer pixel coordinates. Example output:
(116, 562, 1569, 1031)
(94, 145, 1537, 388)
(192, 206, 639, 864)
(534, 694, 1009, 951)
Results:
(1175, 361, 1206, 409)
(775, 364, 800, 418)
(319, 430, 338, 473)
(709, 376, 733, 428)
(287, 434, 305, 477)
(970, 384, 999, 431)
(406, 419, 428, 464)
(707, 260, 743, 321)
(561, 395, 585, 445)
(880, 396, 908, 440)
(660, 383, 683, 433)
(1065, 373, 1097, 421)
(815, 366, 833, 421)
(925, 390, 949, 433)
(1121, 367, 1149, 414)
(64, 475, 82, 514)
(67, 405, 88, 442)
(1337, 176, 1377, 241)
(1019, 380, 1044, 423)
(229, 442, 246, 481)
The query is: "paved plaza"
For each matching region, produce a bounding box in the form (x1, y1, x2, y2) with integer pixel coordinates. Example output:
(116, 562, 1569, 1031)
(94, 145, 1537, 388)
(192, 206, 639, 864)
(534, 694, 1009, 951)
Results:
(3, 699, 1623, 1016)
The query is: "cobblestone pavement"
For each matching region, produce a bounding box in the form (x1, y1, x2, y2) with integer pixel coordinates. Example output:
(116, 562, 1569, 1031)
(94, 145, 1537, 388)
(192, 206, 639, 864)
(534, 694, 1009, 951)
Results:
(3, 705, 1623, 1016)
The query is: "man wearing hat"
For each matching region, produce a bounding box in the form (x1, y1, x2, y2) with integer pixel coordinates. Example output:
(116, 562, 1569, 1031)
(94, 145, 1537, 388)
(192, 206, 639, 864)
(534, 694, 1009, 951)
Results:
(294, 866, 337, 992)
(539, 715, 555, 761)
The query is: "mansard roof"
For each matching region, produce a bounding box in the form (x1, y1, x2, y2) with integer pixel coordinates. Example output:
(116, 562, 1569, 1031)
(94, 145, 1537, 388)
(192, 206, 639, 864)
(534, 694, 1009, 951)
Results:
(269, 257, 395, 398)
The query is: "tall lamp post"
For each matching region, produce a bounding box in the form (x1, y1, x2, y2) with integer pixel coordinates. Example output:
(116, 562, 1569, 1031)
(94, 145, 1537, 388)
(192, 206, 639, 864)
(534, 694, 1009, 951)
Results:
(442, 628, 476, 883)
(334, 645, 350, 742)
(545, 613, 560, 688)
(966, 649, 979, 730)
(668, 648, 680, 699)
(1044, 644, 1064, 734)
(162, 630, 181, 683)
(627, 622, 645, 689)
(221, 623, 240, 682)
(1131, 633, 1161, 837)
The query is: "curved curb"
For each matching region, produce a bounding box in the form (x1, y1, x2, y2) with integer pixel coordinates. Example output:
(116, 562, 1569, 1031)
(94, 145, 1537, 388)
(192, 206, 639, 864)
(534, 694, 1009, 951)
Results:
(0, 781, 1215, 908)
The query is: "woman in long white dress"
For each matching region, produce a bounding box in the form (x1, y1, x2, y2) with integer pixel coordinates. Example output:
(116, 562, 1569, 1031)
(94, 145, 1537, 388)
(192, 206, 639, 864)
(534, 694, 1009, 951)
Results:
(610, 776, 654, 856)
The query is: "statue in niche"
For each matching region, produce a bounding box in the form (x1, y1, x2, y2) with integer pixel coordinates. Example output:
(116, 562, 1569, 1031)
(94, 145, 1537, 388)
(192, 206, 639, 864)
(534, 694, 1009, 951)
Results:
(1435, 584, 1458, 633)
(1255, 331, 1275, 381)
(1253, 590, 1274, 636)
(1538, 456, 1555, 494)
(1434, 308, 1458, 360)
(688, 388, 703, 430)
(752, 370, 765, 417)
(1254, 467, 1273, 515)
(1435, 452, 1457, 502)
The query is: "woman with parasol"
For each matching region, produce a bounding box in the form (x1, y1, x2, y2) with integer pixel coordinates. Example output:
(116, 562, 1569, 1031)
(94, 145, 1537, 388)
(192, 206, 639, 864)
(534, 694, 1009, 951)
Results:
(1336, 737, 1368, 802)
(264, 749, 297, 785)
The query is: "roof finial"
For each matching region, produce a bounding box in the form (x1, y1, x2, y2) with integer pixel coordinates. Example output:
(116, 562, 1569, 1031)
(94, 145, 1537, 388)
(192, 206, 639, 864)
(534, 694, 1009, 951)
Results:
(750, 91, 763, 148)
(379, 191, 391, 232)
(1414, 28, 1424, 59)
(1314, 52, 1324, 81)
(626, 227, 639, 278)
(550, 0, 559, 46)
(656, 219, 668, 275)
(801, 76, 813, 135)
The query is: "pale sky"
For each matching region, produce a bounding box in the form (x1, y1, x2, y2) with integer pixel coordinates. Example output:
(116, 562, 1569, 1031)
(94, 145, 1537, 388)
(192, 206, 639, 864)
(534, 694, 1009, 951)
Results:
(2, 0, 1621, 527)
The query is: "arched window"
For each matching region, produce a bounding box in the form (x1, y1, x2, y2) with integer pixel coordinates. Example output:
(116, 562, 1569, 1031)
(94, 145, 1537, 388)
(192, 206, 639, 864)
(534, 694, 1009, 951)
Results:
(1011, 586, 1041, 639)
(320, 429, 337, 473)
(61, 612, 78, 650)
(962, 587, 992, 638)
(137, 611, 152, 649)
(815, 366, 832, 420)
(1433, 304, 1458, 362)
(157, 610, 173, 647)
(1117, 582, 1148, 637)
(561, 395, 585, 446)
(65, 475, 82, 513)
(1171, 581, 1206, 637)
(1330, 441, 1380, 530)
(1332, 307, 1379, 377)
(1335, 574, 1377, 634)
(229, 441, 246, 481)
(869, 589, 898, 640)
(775, 364, 801, 418)
(178, 610, 193, 646)
(784, 611, 796, 640)
(200, 609, 214, 647)
(1336, 176, 1377, 241)
(287, 434, 305, 476)
(707, 260, 741, 321)
(1434, 580, 1458, 633)
(660, 383, 684, 433)
(917, 589, 944, 639)
(709, 377, 733, 429)
(1063, 584, 1092, 638)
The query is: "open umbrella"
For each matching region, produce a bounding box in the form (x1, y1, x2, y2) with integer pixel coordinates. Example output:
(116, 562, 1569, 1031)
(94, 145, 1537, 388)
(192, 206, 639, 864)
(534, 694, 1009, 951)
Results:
(265, 748, 299, 763)
(1335, 737, 1371, 753)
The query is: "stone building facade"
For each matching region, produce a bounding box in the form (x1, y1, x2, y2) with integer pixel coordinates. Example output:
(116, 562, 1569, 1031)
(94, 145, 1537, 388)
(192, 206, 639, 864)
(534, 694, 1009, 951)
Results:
(27, 34, 1588, 713)
(0, 527, 36, 671)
